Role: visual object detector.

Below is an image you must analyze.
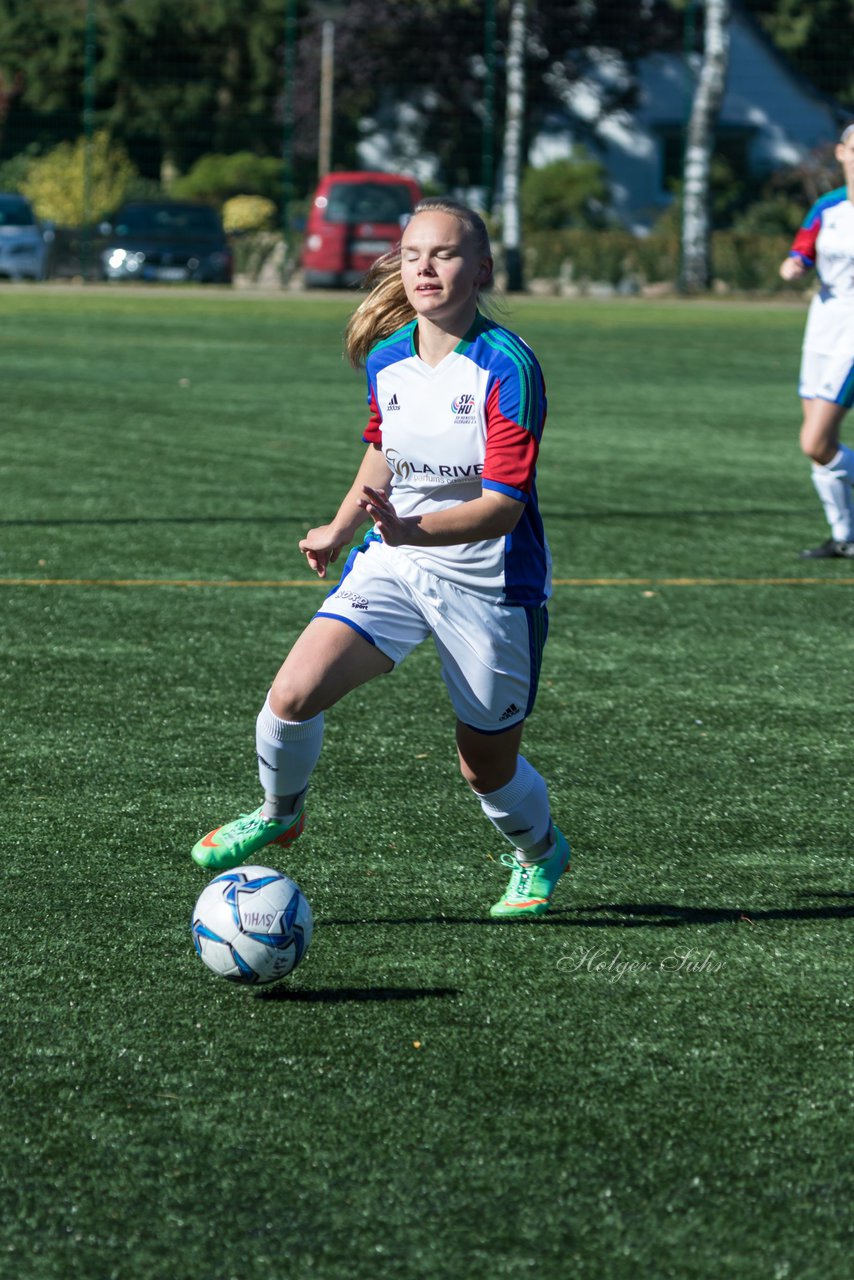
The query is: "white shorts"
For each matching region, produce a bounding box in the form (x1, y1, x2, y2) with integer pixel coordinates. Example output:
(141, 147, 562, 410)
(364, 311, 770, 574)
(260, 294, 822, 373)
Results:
(314, 537, 549, 733)
(799, 292, 854, 406)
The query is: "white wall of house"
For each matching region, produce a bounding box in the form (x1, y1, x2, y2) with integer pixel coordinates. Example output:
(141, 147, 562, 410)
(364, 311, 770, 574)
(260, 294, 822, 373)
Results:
(531, 7, 841, 233)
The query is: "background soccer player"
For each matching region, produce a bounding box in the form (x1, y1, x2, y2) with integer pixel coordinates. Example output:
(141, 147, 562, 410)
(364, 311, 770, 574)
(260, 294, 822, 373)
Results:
(781, 124, 854, 558)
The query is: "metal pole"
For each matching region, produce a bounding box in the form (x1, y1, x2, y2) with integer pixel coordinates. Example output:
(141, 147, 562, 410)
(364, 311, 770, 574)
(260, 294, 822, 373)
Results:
(82, 0, 96, 279)
(281, 0, 297, 242)
(318, 19, 335, 179)
(482, 0, 496, 214)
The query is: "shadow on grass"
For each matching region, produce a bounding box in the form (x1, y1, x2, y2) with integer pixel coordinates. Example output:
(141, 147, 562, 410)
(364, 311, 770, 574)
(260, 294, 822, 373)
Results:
(255, 985, 460, 1003)
(321, 892, 852, 930)
(553, 895, 854, 928)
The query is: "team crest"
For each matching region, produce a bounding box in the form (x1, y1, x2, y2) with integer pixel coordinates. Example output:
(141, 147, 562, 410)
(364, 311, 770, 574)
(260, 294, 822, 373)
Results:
(451, 393, 477, 422)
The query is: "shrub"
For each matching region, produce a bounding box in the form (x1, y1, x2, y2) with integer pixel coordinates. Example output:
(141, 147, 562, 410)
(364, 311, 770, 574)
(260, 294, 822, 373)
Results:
(222, 194, 277, 234)
(710, 231, 795, 292)
(523, 227, 796, 293)
(521, 155, 611, 232)
(525, 229, 637, 284)
(170, 152, 282, 205)
(0, 143, 42, 194)
(20, 131, 138, 225)
(229, 231, 282, 281)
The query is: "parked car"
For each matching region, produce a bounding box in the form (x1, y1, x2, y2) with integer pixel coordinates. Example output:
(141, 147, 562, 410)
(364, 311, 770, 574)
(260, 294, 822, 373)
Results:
(301, 171, 422, 287)
(0, 193, 53, 280)
(99, 200, 233, 283)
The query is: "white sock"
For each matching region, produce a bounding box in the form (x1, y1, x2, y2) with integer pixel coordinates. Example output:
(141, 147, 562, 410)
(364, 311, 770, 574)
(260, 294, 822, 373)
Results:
(810, 446, 854, 541)
(476, 756, 555, 864)
(255, 694, 324, 820)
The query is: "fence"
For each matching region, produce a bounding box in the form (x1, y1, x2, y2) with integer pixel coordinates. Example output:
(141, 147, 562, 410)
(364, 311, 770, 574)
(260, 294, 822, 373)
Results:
(0, 1, 849, 289)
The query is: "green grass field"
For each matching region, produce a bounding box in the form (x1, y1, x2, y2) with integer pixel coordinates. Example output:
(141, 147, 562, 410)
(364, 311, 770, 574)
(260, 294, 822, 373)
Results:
(2, 288, 851, 1280)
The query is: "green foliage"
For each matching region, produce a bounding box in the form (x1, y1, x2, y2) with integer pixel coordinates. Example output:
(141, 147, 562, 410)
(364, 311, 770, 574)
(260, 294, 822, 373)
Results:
(170, 151, 282, 206)
(222, 194, 277, 234)
(742, 0, 854, 102)
(525, 228, 676, 286)
(19, 130, 138, 225)
(0, 143, 42, 194)
(524, 225, 797, 293)
(520, 154, 611, 232)
(229, 230, 292, 283)
(710, 229, 796, 292)
(731, 194, 804, 237)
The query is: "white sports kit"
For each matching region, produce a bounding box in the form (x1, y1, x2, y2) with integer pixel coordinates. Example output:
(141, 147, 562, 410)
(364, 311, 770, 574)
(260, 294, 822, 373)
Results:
(315, 313, 552, 732)
(790, 188, 854, 406)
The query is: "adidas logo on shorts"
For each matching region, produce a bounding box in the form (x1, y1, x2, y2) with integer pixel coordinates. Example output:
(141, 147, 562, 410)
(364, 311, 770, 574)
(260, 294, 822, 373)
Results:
(499, 702, 521, 722)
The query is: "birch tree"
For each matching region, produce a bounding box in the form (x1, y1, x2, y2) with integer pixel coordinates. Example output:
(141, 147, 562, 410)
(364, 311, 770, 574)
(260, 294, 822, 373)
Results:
(502, 0, 526, 293)
(680, 0, 731, 292)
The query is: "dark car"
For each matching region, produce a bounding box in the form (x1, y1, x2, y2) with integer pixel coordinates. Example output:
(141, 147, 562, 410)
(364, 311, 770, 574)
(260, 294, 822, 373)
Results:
(99, 200, 232, 283)
(301, 171, 422, 287)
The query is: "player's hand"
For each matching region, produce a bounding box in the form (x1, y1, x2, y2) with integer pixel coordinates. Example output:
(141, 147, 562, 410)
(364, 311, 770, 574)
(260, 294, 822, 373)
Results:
(298, 525, 345, 578)
(359, 485, 421, 547)
(780, 256, 808, 282)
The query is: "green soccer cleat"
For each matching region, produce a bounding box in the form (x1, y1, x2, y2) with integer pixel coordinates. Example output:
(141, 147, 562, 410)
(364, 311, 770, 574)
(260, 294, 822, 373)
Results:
(489, 827, 570, 918)
(191, 805, 306, 871)
(799, 537, 854, 559)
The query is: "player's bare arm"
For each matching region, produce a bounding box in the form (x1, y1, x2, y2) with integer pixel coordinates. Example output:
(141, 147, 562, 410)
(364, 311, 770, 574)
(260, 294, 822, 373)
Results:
(299, 444, 393, 577)
(780, 256, 808, 281)
(360, 485, 524, 548)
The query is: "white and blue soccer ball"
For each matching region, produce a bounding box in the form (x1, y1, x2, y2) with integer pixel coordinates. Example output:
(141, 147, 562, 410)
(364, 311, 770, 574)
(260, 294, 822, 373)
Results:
(191, 865, 313, 985)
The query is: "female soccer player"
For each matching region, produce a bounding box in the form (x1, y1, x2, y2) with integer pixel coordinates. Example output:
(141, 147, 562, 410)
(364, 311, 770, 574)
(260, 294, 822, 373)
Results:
(191, 197, 569, 917)
(781, 124, 854, 558)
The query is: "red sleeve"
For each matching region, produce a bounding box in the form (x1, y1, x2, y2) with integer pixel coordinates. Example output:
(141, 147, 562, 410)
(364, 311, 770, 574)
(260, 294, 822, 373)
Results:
(482, 379, 540, 501)
(790, 216, 820, 268)
(362, 384, 383, 445)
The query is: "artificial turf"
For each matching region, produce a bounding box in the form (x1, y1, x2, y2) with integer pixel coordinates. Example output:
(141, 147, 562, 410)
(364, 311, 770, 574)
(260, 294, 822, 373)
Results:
(1, 288, 851, 1279)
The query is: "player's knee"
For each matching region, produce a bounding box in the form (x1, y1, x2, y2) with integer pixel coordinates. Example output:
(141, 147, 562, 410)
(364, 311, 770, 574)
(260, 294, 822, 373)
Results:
(800, 423, 832, 463)
(458, 755, 480, 790)
(268, 673, 318, 722)
(457, 749, 516, 795)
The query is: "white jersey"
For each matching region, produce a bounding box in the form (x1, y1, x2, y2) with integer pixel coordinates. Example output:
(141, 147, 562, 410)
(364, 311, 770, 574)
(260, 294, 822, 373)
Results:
(789, 189, 854, 388)
(362, 312, 551, 606)
(790, 187, 854, 305)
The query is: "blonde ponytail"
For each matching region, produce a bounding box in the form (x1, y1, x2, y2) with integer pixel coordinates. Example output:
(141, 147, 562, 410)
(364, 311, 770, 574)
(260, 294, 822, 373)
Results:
(344, 196, 495, 368)
(344, 249, 414, 368)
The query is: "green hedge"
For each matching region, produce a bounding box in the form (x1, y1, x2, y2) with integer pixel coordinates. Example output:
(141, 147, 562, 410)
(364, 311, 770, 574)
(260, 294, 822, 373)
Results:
(523, 228, 804, 292)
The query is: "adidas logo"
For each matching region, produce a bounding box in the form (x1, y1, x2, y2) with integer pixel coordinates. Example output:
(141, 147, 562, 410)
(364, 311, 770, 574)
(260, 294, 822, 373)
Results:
(498, 702, 521, 722)
(386, 394, 401, 412)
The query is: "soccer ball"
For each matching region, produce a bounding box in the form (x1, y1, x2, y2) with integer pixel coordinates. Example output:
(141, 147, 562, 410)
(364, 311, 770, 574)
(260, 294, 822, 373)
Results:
(191, 865, 313, 985)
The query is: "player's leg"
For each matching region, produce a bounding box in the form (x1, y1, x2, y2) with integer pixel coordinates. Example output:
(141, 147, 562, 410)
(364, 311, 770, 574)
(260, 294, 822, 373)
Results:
(433, 590, 569, 916)
(798, 334, 854, 557)
(192, 540, 428, 870)
(800, 398, 854, 556)
(456, 720, 570, 918)
(192, 619, 392, 869)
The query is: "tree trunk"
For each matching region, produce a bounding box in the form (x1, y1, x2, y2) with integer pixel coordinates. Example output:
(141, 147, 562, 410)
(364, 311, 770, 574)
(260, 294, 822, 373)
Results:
(680, 0, 730, 293)
(502, 0, 526, 293)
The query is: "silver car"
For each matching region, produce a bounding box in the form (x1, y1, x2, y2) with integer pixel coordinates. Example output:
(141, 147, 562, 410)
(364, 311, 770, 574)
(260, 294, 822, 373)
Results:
(0, 193, 52, 280)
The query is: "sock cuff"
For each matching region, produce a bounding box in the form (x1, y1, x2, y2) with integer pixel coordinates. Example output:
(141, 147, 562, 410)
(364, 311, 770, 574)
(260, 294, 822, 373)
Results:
(257, 695, 324, 743)
(476, 755, 538, 812)
(817, 446, 854, 480)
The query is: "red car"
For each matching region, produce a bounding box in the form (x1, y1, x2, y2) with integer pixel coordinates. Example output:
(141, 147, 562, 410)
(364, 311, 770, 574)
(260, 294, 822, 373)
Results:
(300, 171, 422, 287)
